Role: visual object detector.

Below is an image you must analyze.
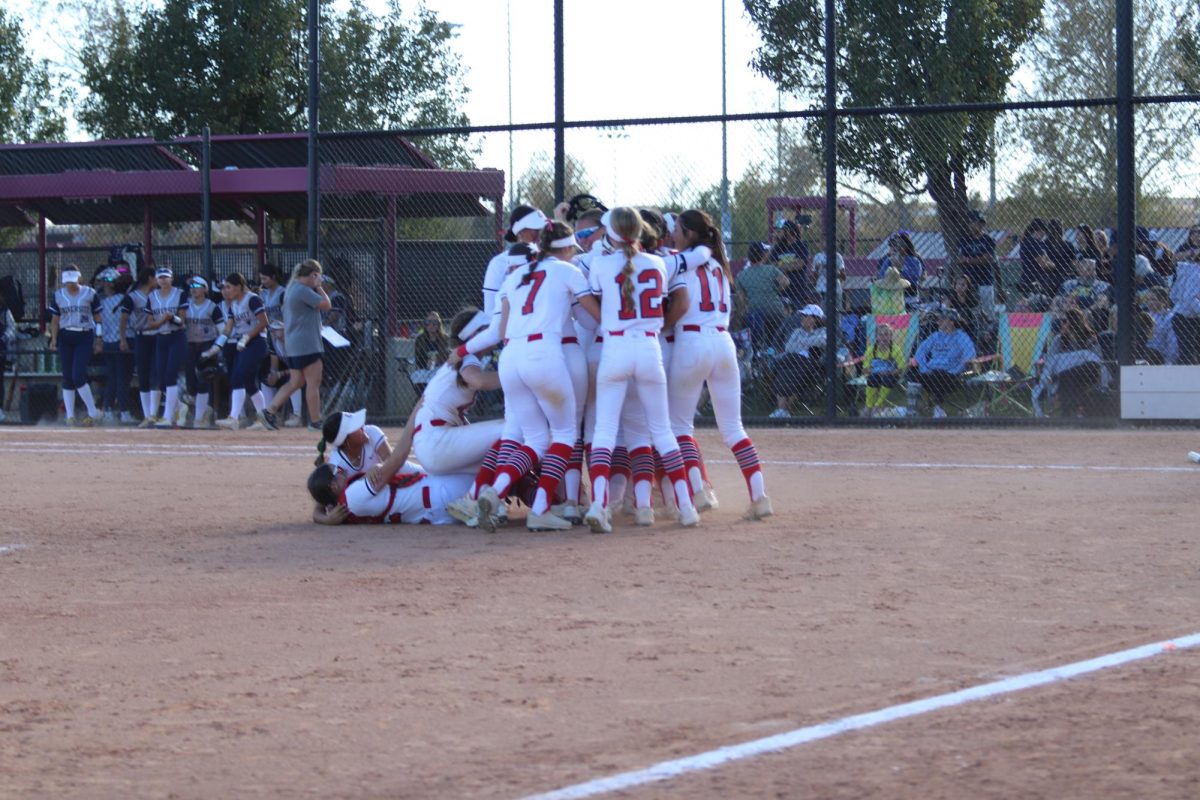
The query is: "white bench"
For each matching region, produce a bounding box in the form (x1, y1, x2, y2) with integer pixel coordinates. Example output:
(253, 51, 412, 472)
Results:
(1120, 366, 1200, 419)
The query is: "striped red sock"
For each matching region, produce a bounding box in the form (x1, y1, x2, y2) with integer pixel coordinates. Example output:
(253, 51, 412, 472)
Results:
(677, 435, 702, 476)
(534, 442, 573, 509)
(659, 447, 690, 499)
(494, 444, 538, 499)
(472, 439, 503, 498)
(731, 437, 764, 499)
(588, 446, 612, 506)
(630, 446, 655, 507)
(612, 446, 632, 481)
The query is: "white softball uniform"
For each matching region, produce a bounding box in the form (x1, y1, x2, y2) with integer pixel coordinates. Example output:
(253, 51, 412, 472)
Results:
(328, 424, 389, 476)
(497, 259, 592, 453)
(412, 356, 504, 475)
(342, 469, 475, 525)
(587, 249, 681, 457)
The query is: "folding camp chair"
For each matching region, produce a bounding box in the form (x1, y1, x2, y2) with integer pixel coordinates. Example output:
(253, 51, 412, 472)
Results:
(848, 314, 920, 415)
(968, 312, 1053, 415)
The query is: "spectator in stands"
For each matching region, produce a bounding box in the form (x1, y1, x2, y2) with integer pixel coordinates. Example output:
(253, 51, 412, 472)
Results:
(770, 303, 827, 418)
(1170, 257, 1200, 365)
(735, 241, 789, 347)
(1059, 257, 1112, 334)
(957, 209, 999, 304)
(811, 234, 846, 311)
(1046, 219, 1076, 287)
(774, 217, 815, 308)
(877, 232, 923, 307)
(1144, 286, 1177, 365)
(1134, 252, 1169, 305)
(1176, 225, 1200, 262)
(1096, 306, 1156, 365)
(870, 266, 909, 315)
(862, 322, 906, 417)
(1019, 218, 1058, 300)
(912, 308, 976, 418)
(945, 274, 993, 351)
(413, 311, 450, 370)
(1044, 307, 1106, 417)
(1075, 224, 1112, 283)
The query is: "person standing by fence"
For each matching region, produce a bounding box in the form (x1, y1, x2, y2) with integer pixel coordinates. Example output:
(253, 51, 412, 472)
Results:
(260, 259, 331, 432)
(47, 266, 102, 426)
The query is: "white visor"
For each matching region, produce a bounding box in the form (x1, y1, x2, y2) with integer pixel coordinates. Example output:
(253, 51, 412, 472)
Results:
(511, 209, 548, 236)
(332, 408, 367, 447)
(599, 209, 626, 243)
(550, 235, 578, 250)
(61, 270, 81, 284)
(459, 310, 490, 342)
(663, 212, 677, 235)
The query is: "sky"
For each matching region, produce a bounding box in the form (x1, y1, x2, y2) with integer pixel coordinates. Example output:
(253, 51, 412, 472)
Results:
(8, 0, 789, 209)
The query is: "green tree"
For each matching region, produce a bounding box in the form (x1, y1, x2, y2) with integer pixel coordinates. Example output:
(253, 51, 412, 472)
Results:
(744, 0, 1042, 261)
(512, 153, 594, 214)
(0, 7, 69, 143)
(73, 0, 472, 166)
(1015, 0, 1199, 224)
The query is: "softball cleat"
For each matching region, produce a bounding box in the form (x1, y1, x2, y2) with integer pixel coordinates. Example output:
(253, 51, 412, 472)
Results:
(743, 495, 775, 521)
(695, 483, 720, 512)
(584, 501, 612, 534)
(677, 504, 701, 528)
(634, 506, 655, 527)
(475, 485, 501, 533)
(526, 511, 572, 532)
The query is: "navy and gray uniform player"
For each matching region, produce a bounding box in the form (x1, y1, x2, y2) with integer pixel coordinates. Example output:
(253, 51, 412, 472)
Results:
(146, 266, 188, 428)
(47, 266, 102, 425)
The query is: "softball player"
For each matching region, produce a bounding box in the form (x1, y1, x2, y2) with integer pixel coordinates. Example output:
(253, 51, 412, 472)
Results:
(317, 408, 392, 475)
(184, 276, 225, 428)
(119, 267, 160, 426)
(146, 266, 188, 428)
(474, 222, 600, 532)
(669, 209, 773, 520)
(584, 207, 699, 533)
(47, 266, 102, 425)
(411, 308, 505, 476)
(96, 268, 133, 424)
(215, 272, 269, 429)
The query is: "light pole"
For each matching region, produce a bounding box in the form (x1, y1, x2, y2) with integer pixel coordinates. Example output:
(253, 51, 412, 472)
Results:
(719, 0, 731, 251)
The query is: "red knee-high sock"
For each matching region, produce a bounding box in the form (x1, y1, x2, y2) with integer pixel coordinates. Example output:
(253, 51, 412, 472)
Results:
(533, 442, 573, 513)
(612, 446, 632, 481)
(588, 446, 612, 507)
(472, 439, 503, 498)
(658, 447, 692, 506)
(676, 434, 705, 492)
(494, 444, 538, 499)
(630, 446, 656, 508)
(731, 437, 765, 501)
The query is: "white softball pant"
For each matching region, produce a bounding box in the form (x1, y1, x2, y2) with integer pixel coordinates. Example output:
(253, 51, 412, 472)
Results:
(499, 336, 578, 455)
(592, 333, 678, 457)
(668, 328, 748, 447)
(413, 418, 505, 475)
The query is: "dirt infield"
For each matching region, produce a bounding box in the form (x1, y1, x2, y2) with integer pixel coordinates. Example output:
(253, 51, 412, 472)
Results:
(1, 426, 1198, 799)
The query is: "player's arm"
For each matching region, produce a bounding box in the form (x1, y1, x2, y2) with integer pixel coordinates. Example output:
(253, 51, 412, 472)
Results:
(460, 361, 501, 391)
(497, 297, 510, 343)
(367, 411, 420, 490)
(664, 286, 689, 329)
(312, 502, 349, 526)
(575, 293, 601, 323)
(92, 295, 103, 352)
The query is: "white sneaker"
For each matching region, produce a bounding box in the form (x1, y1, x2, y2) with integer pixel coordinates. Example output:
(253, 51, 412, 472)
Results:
(551, 503, 582, 525)
(620, 492, 636, 518)
(527, 511, 573, 532)
(103, 410, 116, 425)
(1188, 451, 1200, 464)
(695, 483, 719, 513)
(476, 486, 501, 533)
(932, 406, 947, 418)
(769, 408, 789, 419)
(120, 411, 136, 424)
(245, 420, 268, 431)
(677, 504, 700, 528)
(584, 501, 612, 534)
(283, 416, 302, 428)
(137, 416, 157, 429)
(744, 495, 775, 521)
(447, 495, 480, 526)
(197, 408, 214, 429)
(634, 506, 655, 526)
(215, 417, 239, 430)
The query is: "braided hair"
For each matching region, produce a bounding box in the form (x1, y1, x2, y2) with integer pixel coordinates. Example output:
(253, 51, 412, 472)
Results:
(607, 207, 648, 313)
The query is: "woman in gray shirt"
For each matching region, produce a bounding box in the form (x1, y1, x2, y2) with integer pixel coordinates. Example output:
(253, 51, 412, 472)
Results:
(259, 259, 331, 431)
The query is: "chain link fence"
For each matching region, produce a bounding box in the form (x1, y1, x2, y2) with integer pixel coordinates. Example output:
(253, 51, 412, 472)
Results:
(4, 0, 1199, 425)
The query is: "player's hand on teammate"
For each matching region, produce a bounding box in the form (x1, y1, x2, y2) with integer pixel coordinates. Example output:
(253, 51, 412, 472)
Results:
(201, 344, 221, 359)
(553, 201, 570, 222)
(447, 349, 462, 367)
(367, 463, 388, 490)
(237, 334, 250, 351)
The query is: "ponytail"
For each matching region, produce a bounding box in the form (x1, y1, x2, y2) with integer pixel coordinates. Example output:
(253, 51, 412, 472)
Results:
(680, 209, 731, 281)
(620, 243, 637, 312)
(314, 438, 327, 467)
(607, 207, 645, 314)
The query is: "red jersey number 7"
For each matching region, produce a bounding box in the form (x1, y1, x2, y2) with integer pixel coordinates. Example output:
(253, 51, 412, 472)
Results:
(520, 270, 547, 315)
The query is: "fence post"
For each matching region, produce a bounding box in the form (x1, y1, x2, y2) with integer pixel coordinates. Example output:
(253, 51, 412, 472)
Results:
(1114, 0, 1134, 367)
(201, 124, 212, 282)
(823, 0, 839, 421)
(307, 0, 320, 261)
(553, 0, 565, 205)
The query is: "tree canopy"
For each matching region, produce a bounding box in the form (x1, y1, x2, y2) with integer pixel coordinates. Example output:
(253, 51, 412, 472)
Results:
(74, 0, 473, 167)
(744, 0, 1043, 258)
(0, 7, 69, 143)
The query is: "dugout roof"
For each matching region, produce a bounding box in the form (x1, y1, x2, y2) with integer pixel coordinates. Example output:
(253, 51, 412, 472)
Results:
(0, 132, 504, 227)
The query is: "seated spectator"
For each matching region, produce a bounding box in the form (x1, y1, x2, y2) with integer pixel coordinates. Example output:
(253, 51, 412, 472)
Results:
(1096, 306, 1156, 364)
(735, 241, 789, 347)
(770, 304, 827, 418)
(1144, 286, 1177, 365)
(1019, 218, 1059, 299)
(1133, 252, 1168, 305)
(944, 274, 992, 349)
(812, 241, 846, 312)
(1170, 258, 1200, 365)
(773, 217, 816, 309)
(1046, 219, 1076, 286)
(862, 322, 906, 417)
(912, 308, 976, 418)
(1042, 307, 1106, 417)
(413, 311, 450, 370)
(1075, 224, 1112, 283)
(1059, 257, 1112, 332)
(870, 266, 909, 315)
(877, 232, 924, 308)
(1176, 225, 1200, 262)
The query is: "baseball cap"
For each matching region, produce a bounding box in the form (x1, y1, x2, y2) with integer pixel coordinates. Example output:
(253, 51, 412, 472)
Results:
(799, 303, 825, 319)
(332, 409, 367, 447)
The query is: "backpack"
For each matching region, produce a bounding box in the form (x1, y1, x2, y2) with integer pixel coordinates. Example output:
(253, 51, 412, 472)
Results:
(0, 275, 25, 322)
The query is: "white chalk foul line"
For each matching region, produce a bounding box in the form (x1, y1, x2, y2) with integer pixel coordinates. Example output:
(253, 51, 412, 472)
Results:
(0, 440, 311, 451)
(522, 631, 1200, 800)
(0, 446, 302, 459)
(0, 544, 25, 555)
(708, 458, 1198, 474)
